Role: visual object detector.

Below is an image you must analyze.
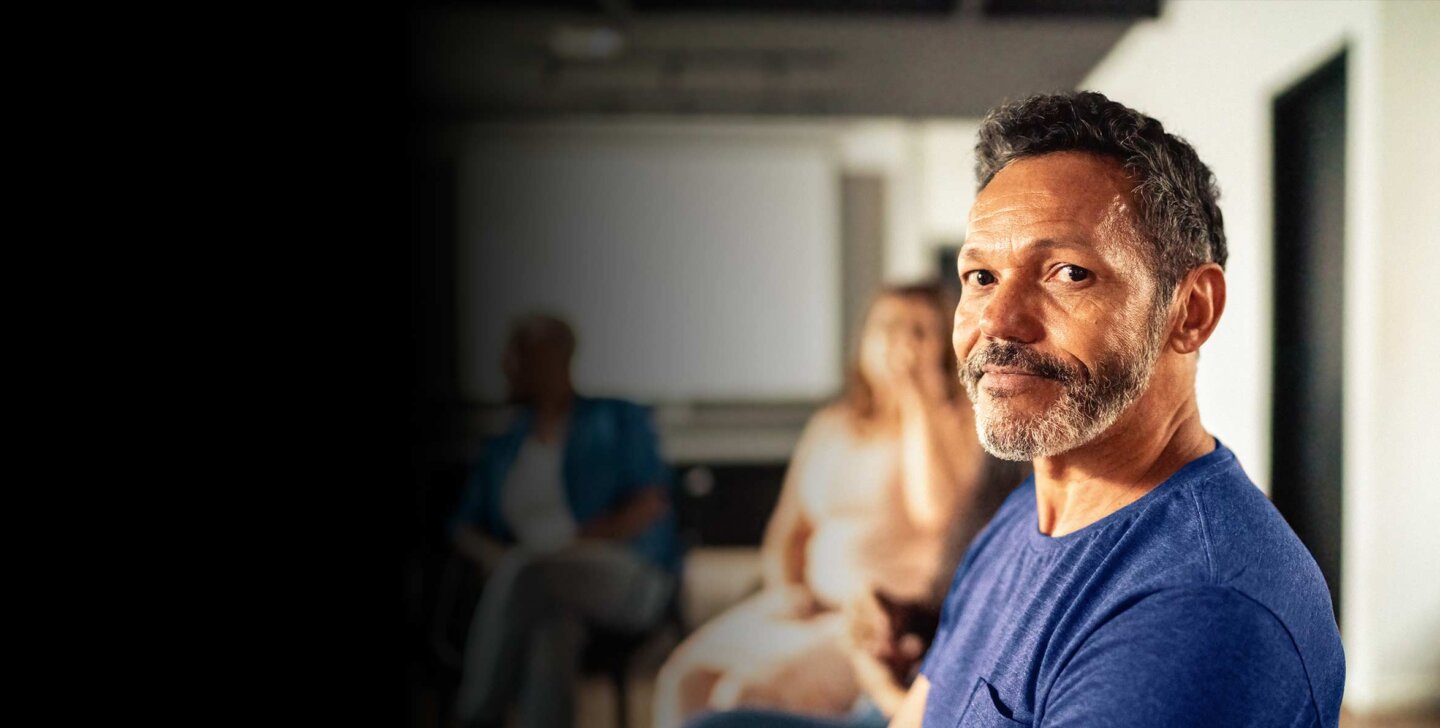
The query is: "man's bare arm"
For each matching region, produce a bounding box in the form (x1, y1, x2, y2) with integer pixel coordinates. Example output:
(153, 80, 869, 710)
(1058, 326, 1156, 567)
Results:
(578, 485, 670, 540)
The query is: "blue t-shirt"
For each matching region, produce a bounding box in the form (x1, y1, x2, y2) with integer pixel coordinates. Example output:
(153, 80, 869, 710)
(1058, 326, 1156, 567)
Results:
(920, 442, 1344, 728)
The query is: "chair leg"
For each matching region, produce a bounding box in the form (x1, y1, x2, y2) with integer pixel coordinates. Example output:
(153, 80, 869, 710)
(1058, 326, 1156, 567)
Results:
(612, 664, 629, 728)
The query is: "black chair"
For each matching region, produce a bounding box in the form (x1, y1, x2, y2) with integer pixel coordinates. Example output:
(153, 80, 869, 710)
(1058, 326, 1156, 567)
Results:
(580, 592, 687, 728)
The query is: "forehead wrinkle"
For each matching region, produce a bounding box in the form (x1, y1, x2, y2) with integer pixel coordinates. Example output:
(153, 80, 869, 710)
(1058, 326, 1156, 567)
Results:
(960, 236, 1081, 263)
(971, 189, 1125, 226)
(961, 212, 1101, 262)
(962, 154, 1146, 267)
(972, 152, 1134, 214)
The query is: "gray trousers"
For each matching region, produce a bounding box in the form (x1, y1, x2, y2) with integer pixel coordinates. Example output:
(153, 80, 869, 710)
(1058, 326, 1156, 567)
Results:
(455, 542, 674, 728)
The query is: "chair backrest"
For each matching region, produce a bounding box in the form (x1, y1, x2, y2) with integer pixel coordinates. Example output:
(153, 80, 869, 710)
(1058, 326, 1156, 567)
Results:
(672, 461, 788, 548)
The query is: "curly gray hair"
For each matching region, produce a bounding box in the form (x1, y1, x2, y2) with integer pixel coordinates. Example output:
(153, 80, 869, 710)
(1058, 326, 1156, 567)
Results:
(975, 91, 1227, 301)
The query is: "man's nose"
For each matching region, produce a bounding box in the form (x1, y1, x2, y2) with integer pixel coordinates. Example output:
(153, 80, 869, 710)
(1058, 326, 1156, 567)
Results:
(978, 279, 1042, 344)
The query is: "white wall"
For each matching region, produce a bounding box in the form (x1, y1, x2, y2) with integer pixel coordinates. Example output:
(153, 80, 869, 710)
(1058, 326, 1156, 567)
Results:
(1084, 0, 1440, 714)
(1354, 0, 1440, 713)
(835, 119, 981, 281)
(457, 122, 843, 403)
(917, 121, 982, 248)
(456, 118, 980, 404)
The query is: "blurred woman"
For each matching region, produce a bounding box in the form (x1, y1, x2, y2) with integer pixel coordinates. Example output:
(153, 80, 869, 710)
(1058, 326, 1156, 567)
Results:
(653, 282, 1012, 728)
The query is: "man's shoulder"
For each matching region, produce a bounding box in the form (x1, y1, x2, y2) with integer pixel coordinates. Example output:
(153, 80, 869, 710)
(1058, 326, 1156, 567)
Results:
(1162, 446, 1346, 724)
(577, 396, 651, 416)
(1056, 447, 1344, 726)
(1115, 447, 1330, 601)
(572, 397, 656, 430)
(1181, 450, 1328, 589)
(1041, 584, 1326, 727)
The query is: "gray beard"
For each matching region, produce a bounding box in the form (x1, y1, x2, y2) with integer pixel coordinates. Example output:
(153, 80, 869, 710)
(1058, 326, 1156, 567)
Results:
(962, 309, 1167, 462)
(971, 353, 1154, 461)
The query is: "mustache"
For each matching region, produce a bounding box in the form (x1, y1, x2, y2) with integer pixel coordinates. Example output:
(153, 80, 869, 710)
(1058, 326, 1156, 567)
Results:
(961, 341, 1084, 386)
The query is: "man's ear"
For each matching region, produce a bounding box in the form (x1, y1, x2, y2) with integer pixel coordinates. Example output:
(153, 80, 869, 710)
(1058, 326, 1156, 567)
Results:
(1169, 263, 1227, 354)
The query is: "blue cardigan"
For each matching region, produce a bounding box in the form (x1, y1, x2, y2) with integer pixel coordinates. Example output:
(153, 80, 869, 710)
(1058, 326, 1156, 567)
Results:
(450, 397, 681, 574)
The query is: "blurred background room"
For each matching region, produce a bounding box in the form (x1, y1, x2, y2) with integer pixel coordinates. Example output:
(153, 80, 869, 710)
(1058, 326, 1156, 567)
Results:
(406, 1, 1440, 726)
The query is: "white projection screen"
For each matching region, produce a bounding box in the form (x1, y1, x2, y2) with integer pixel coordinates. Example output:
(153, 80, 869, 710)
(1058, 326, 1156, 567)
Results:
(458, 125, 842, 403)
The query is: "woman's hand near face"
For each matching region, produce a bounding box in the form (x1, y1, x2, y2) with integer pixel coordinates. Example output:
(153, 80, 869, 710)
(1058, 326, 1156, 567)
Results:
(889, 337, 948, 407)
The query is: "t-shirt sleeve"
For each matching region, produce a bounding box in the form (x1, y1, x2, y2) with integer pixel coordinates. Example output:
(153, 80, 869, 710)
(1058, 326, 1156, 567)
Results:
(1042, 587, 1319, 728)
(618, 403, 670, 494)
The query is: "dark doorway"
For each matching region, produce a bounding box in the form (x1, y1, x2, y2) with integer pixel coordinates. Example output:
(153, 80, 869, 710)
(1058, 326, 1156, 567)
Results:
(1271, 50, 1346, 624)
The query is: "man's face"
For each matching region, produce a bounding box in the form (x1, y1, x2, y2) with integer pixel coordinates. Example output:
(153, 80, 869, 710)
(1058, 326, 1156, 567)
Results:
(502, 339, 539, 404)
(953, 152, 1169, 461)
(503, 329, 575, 405)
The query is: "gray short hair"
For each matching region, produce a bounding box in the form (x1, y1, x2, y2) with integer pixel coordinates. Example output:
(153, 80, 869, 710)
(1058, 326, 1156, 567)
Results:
(975, 91, 1227, 300)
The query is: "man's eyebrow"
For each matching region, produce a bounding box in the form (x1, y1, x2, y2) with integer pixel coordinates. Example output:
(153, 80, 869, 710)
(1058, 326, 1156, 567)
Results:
(959, 238, 1078, 262)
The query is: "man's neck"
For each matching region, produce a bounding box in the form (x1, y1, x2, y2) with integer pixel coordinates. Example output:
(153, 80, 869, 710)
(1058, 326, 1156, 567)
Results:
(1031, 388, 1214, 538)
(531, 387, 575, 444)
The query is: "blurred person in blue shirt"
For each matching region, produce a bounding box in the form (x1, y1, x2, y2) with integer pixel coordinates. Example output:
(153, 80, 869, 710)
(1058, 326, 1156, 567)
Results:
(449, 314, 679, 728)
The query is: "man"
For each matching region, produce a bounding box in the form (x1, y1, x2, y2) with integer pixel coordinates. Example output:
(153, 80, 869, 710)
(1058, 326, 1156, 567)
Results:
(888, 92, 1345, 727)
(450, 314, 679, 728)
(690, 92, 1344, 728)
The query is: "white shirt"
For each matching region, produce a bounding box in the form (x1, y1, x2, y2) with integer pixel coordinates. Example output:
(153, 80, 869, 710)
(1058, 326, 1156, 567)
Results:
(500, 437, 578, 552)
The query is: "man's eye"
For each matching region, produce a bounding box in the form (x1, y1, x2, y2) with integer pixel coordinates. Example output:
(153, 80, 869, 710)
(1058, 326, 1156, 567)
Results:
(1060, 265, 1091, 283)
(965, 270, 996, 286)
